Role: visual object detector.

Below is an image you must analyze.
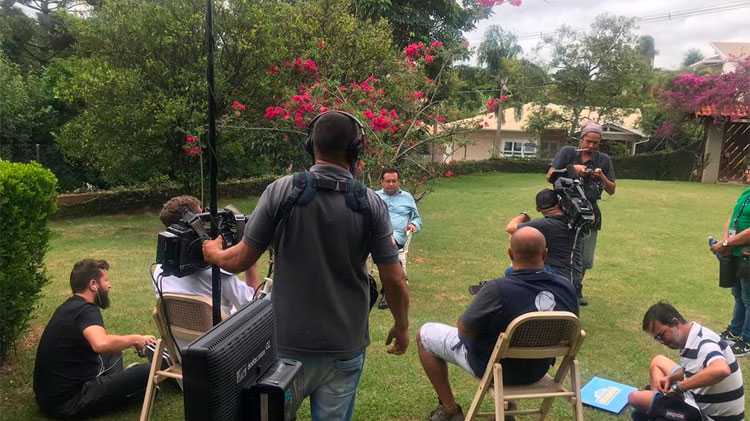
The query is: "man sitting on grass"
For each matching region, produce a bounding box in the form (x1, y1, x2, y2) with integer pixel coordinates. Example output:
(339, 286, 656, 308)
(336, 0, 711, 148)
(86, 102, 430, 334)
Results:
(416, 227, 579, 421)
(629, 302, 744, 421)
(33, 259, 156, 419)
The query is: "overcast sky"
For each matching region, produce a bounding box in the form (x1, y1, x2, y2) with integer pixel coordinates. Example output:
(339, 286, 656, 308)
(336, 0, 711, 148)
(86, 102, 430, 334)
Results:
(463, 0, 750, 70)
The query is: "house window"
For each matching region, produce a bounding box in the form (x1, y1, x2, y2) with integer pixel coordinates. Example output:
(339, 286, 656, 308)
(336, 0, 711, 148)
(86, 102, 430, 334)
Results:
(502, 140, 537, 158)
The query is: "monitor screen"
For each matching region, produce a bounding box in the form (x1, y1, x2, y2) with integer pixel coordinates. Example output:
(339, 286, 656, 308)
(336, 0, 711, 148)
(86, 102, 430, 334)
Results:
(182, 298, 277, 421)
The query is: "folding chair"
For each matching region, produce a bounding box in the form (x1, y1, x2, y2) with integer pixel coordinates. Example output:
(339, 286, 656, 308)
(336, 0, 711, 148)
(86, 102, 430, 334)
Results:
(139, 293, 225, 421)
(464, 311, 586, 421)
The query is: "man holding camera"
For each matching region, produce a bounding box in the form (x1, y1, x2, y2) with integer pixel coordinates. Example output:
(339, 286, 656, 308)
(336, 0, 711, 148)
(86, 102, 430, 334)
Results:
(505, 189, 583, 286)
(546, 122, 616, 305)
(153, 195, 256, 315)
(629, 302, 744, 421)
(34, 259, 156, 419)
(202, 111, 409, 421)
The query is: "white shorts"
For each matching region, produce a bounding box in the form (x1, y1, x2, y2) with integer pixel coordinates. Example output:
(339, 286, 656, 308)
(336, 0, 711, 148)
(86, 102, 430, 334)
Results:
(419, 322, 477, 377)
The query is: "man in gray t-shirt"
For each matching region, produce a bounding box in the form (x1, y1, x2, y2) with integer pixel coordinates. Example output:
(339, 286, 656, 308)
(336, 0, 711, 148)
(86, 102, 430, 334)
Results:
(203, 111, 409, 421)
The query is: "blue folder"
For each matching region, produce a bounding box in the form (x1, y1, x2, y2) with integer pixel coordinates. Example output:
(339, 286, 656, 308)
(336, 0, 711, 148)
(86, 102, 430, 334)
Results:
(581, 376, 638, 414)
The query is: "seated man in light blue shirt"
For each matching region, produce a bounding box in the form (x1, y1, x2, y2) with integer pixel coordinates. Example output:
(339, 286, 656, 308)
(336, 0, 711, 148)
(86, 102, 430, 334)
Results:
(376, 168, 422, 250)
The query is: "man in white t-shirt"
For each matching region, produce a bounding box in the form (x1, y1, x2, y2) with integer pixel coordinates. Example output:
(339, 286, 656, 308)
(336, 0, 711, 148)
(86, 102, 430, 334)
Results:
(152, 195, 256, 314)
(629, 302, 744, 421)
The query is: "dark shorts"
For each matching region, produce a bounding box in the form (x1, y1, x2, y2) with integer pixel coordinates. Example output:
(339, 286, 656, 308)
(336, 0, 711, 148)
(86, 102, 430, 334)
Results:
(632, 392, 702, 421)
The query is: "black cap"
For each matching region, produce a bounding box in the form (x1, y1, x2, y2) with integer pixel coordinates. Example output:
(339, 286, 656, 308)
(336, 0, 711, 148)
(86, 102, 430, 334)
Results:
(536, 189, 559, 210)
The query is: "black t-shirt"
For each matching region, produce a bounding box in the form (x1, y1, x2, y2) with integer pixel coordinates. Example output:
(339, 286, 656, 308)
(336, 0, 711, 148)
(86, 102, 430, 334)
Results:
(520, 215, 582, 278)
(550, 145, 616, 230)
(459, 270, 579, 383)
(34, 296, 104, 412)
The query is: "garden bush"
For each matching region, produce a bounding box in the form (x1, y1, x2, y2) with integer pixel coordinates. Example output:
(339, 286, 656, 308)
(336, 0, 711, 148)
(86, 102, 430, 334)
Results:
(0, 161, 57, 363)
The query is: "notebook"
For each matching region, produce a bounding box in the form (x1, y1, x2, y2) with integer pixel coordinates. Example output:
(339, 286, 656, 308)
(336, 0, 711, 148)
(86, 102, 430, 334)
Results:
(581, 376, 638, 414)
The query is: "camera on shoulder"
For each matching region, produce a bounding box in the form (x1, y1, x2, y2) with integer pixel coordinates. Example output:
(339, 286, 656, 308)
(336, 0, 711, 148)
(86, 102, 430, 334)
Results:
(550, 170, 595, 231)
(156, 207, 247, 277)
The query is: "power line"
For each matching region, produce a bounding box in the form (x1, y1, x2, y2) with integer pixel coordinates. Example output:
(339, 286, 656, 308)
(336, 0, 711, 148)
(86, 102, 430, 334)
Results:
(514, 0, 750, 41)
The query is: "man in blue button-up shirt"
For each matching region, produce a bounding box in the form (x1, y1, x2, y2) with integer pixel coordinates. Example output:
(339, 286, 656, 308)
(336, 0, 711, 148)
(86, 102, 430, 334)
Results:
(375, 168, 422, 249)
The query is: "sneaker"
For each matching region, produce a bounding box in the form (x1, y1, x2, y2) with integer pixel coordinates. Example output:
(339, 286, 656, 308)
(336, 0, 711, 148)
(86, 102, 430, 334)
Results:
(468, 280, 490, 295)
(731, 340, 750, 357)
(428, 404, 464, 421)
(720, 329, 741, 345)
(377, 295, 389, 310)
(578, 295, 588, 306)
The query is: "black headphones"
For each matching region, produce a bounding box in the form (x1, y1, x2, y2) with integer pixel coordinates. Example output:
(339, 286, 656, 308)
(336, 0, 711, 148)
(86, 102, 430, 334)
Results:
(304, 110, 366, 163)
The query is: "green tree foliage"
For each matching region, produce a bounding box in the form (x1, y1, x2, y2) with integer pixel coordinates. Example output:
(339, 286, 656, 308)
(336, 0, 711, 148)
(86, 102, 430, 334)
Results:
(0, 160, 57, 363)
(637, 35, 657, 68)
(682, 48, 704, 69)
(477, 25, 521, 75)
(352, 0, 491, 47)
(533, 14, 652, 137)
(50, 0, 402, 188)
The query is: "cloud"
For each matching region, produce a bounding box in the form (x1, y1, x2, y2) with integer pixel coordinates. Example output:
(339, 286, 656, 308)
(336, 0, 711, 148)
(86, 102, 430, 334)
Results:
(463, 0, 750, 69)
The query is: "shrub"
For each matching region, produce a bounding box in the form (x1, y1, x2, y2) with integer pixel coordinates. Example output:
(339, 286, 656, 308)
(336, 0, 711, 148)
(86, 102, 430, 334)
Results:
(615, 150, 696, 181)
(0, 161, 57, 363)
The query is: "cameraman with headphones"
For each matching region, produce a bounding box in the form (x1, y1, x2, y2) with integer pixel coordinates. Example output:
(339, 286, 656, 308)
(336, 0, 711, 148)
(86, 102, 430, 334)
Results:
(202, 111, 409, 421)
(546, 122, 616, 305)
(505, 189, 583, 288)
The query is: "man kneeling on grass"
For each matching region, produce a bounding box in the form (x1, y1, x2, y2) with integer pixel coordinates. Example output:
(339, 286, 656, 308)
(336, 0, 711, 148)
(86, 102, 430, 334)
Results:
(33, 259, 156, 419)
(416, 227, 579, 421)
(628, 302, 744, 421)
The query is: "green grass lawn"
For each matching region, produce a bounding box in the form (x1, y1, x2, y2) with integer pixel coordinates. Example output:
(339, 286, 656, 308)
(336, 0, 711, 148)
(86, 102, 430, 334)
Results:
(2, 172, 750, 420)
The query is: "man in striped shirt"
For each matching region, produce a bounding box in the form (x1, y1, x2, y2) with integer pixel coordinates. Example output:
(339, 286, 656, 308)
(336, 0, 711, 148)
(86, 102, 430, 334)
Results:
(629, 302, 744, 421)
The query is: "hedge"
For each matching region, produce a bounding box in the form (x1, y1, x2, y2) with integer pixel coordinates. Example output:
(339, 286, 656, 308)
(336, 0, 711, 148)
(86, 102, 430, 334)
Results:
(55, 175, 278, 218)
(444, 150, 697, 181)
(0, 161, 57, 363)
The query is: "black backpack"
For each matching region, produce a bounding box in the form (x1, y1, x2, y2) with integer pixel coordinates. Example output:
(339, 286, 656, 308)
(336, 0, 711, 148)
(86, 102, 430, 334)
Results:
(270, 171, 379, 309)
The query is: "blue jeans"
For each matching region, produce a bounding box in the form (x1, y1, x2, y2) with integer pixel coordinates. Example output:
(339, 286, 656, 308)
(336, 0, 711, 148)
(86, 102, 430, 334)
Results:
(283, 352, 365, 421)
(729, 277, 750, 341)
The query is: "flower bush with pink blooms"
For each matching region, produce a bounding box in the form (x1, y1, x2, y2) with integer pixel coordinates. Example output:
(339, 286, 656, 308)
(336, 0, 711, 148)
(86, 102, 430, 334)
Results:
(659, 58, 750, 118)
(225, 42, 481, 197)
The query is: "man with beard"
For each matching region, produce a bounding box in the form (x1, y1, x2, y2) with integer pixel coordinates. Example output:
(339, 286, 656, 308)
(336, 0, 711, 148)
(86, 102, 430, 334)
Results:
(33, 259, 156, 419)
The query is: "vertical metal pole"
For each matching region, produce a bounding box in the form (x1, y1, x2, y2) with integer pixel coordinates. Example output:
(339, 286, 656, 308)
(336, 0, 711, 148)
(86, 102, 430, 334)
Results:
(206, 0, 221, 325)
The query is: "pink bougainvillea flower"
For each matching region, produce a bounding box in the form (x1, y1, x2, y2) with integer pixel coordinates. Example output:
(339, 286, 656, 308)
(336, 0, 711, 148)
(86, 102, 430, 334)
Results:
(430, 41, 444, 49)
(509, 0, 522, 6)
(371, 116, 392, 132)
(443, 169, 455, 177)
(363, 109, 375, 120)
(486, 98, 499, 113)
(499, 95, 510, 102)
(231, 100, 246, 112)
(303, 59, 318, 73)
(185, 134, 199, 144)
(183, 145, 202, 157)
(424, 54, 434, 64)
(319, 105, 329, 113)
(436, 115, 447, 123)
(413, 91, 425, 101)
(267, 64, 280, 75)
(264, 106, 288, 120)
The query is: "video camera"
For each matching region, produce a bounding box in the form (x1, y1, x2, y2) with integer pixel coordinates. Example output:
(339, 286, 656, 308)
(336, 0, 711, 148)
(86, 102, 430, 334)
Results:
(549, 170, 595, 231)
(156, 207, 247, 277)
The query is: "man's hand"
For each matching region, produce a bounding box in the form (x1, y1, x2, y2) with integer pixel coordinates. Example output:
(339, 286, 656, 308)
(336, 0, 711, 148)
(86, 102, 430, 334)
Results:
(656, 375, 673, 393)
(711, 240, 732, 256)
(386, 325, 409, 355)
(406, 223, 417, 233)
(133, 335, 157, 352)
(202, 237, 224, 265)
(593, 168, 605, 179)
(573, 164, 588, 176)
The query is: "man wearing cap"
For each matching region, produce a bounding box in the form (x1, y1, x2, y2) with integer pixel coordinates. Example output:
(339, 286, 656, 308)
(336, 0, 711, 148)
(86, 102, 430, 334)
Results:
(505, 189, 583, 286)
(546, 122, 616, 305)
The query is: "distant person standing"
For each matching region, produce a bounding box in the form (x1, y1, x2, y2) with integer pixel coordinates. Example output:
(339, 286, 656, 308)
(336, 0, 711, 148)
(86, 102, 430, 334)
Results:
(546, 122, 616, 305)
